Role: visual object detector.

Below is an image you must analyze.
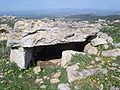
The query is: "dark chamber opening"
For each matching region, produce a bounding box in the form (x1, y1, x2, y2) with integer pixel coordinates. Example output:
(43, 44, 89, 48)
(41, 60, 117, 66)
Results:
(33, 36, 95, 61)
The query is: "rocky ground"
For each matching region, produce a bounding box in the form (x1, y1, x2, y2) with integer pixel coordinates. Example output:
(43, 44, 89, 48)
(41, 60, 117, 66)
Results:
(0, 17, 120, 90)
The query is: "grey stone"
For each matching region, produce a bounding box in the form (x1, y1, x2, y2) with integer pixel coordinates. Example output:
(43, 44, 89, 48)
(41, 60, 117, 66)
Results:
(66, 64, 103, 83)
(8, 20, 102, 47)
(61, 50, 85, 67)
(10, 47, 33, 69)
(101, 48, 120, 57)
(91, 38, 108, 46)
(58, 83, 70, 90)
(84, 43, 98, 55)
(50, 78, 60, 84)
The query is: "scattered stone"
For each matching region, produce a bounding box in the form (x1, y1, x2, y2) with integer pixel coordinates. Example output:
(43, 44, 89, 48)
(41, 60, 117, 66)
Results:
(50, 78, 60, 84)
(66, 63, 79, 82)
(91, 38, 107, 46)
(18, 74, 23, 78)
(95, 57, 102, 62)
(110, 86, 119, 90)
(40, 85, 46, 89)
(43, 76, 50, 80)
(61, 50, 85, 67)
(49, 59, 61, 65)
(101, 48, 120, 57)
(90, 60, 96, 65)
(66, 64, 103, 82)
(58, 83, 70, 90)
(0, 72, 4, 78)
(35, 78, 44, 84)
(113, 43, 120, 48)
(33, 66, 41, 74)
(51, 72, 61, 78)
(84, 43, 98, 55)
(103, 44, 109, 49)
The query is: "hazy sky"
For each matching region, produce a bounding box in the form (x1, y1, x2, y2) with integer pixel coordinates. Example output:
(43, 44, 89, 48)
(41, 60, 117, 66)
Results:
(0, 0, 120, 11)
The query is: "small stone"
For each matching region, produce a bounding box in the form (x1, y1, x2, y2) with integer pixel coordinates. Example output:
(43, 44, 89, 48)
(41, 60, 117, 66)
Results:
(52, 72, 61, 78)
(35, 78, 43, 84)
(84, 43, 98, 55)
(91, 38, 107, 46)
(40, 85, 46, 89)
(43, 76, 48, 80)
(50, 78, 60, 84)
(110, 86, 119, 90)
(101, 48, 120, 57)
(103, 44, 109, 49)
(95, 57, 101, 62)
(33, 66, 41, 74)
(90, 60, 96, 65)
(58, 83, 70, 90)
(61, 50, 85, 67)
(18, 74, 22, 78)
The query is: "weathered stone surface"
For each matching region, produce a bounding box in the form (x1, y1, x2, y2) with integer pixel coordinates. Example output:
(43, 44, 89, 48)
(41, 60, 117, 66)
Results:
(50, 78, 60, 84)
(10, 47, 33, 69)
(84, 43, 98, 55)
(97, 32, 113, 43)
(101, 48, 120, 57)
(66, 64, 103, 83)
(61, 50, 85, 67)
(7, 19, 102, 47)
(58, 83, 70, 90)
(66, 63, 79, 82)
(51, 72, 61, 78)
(91, 38, 108, 46)
(33, 66, 41, 74)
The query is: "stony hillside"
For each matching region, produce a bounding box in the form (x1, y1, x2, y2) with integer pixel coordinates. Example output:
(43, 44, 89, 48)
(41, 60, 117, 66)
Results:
(0, 16, 120, 90)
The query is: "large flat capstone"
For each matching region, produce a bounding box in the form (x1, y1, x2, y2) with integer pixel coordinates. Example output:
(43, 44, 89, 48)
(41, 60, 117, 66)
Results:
(7, 19, 102, 48)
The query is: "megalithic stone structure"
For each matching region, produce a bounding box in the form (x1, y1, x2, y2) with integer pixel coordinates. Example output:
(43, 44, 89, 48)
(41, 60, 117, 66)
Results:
(7, 19, 102, 69)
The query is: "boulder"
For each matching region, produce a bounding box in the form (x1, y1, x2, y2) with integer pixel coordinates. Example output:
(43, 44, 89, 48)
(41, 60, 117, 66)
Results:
(61, 50, 85, 67)
(101, 48, 120, 57)
(58, 83, 70, 90)
(91, 38, 108, 46)
(84, 43, 98, 55)
(66, 64, 103, 83)
(10, 47, 33, 69)
(8, 20, 102, 47)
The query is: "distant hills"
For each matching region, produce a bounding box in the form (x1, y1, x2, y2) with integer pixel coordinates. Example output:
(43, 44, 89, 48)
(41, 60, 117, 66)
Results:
(0, 8, 120, 16)
(0, 8, 120, 19)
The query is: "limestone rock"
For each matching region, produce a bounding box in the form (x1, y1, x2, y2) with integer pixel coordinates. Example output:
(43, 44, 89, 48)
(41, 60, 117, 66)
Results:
(7, 19, 102, 47)
(61, 50, 85, 67)
(66, 64, 79, 82)
(10, 47, 33, 69)
(51, 72, 61, 78)
(101, 48, 120, 57)
(84, 43, 98, 55)
(33, 66, 41, 74)
(58, 83, 70, 90)
(35, 78, 44, 84)
(91, 38, 108, 46)
(66, 64, 103, 83)
(50, 78, 60, 84)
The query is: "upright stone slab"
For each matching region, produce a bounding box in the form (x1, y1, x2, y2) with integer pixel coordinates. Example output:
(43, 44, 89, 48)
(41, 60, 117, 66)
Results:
(10, 47, 33, 69)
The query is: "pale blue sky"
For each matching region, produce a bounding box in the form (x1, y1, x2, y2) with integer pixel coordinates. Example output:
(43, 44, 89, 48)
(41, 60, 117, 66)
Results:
(0, 0, 120, 11)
